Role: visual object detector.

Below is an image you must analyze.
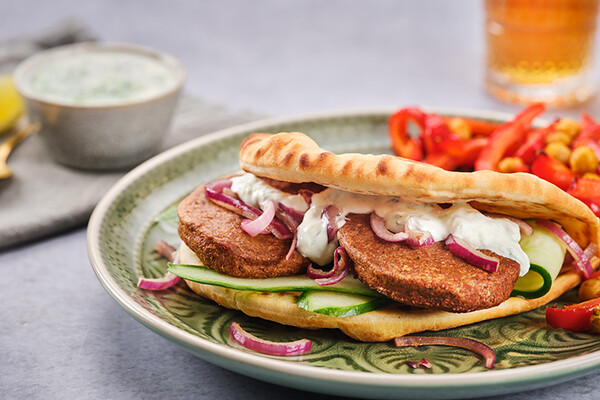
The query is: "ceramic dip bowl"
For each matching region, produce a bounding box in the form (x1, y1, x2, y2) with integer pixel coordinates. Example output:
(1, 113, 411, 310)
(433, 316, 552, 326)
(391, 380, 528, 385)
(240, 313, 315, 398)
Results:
(14, 42, 186, 170)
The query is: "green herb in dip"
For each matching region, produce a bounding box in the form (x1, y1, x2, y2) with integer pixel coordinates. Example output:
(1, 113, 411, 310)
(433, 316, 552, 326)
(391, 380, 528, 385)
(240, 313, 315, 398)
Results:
(25, 51, 179, 106)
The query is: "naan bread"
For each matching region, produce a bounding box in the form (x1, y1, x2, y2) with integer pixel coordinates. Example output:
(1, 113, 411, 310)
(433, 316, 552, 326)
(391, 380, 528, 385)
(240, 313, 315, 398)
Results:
(239, 132, 600, 248)
(180, 243, 597, 342)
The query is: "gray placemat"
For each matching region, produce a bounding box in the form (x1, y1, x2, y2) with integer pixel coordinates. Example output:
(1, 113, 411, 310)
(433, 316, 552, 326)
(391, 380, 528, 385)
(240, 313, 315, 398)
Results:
(0, 24, 262, 250)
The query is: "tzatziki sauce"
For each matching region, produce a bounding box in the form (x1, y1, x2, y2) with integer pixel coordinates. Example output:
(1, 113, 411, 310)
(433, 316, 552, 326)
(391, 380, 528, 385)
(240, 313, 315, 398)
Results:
(24, 51, 180, 106)
(229, 173, 530, 275)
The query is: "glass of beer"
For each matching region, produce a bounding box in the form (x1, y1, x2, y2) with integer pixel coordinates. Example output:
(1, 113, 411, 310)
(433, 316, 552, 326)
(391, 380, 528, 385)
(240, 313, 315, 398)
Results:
(485, 0, 599, 107)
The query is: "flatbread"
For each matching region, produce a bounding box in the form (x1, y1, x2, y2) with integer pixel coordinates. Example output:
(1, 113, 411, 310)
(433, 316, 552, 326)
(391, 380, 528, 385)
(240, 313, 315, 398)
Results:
(176, 131, 600, 342)
(239, 132, 600, 248)
(180, 243, 598, 342)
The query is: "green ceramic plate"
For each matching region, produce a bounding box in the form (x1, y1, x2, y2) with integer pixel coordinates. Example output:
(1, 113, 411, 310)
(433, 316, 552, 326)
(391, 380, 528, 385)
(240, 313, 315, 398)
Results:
(87, 108, 600, 400)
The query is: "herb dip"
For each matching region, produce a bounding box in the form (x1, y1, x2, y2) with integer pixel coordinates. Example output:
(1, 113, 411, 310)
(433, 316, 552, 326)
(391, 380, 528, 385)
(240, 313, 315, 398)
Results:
(24, 51, 180, 106)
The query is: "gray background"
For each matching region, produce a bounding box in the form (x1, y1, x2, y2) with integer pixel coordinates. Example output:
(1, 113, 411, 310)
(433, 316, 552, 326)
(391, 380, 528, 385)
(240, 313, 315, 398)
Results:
(2, 1, 600, 399)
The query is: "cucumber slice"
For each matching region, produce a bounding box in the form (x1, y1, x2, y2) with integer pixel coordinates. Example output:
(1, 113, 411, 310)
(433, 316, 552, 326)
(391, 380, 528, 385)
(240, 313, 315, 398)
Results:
(297, 290, 389, 317)
(512, 221, 566, 298)
(511, 264, 553, 299)
(168, 263, 380, 296)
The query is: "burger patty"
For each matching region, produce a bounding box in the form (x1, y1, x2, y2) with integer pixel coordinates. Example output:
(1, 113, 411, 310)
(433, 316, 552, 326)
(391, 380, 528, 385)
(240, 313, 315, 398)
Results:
(177, 185, 309, 278)
(337, 214, 521, 313)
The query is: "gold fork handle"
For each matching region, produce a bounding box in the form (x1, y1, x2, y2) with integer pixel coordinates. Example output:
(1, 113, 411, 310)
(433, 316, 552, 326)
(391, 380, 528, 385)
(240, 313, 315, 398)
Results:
(0, 122, 41, 163)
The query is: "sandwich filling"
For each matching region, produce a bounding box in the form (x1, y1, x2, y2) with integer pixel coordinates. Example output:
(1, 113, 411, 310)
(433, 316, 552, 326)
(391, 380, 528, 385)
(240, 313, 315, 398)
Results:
(230, 172, 530, 275)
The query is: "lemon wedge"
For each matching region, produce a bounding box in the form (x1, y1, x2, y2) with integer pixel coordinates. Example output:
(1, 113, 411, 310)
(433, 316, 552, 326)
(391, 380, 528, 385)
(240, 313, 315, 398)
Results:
(0, 75, 24, 134)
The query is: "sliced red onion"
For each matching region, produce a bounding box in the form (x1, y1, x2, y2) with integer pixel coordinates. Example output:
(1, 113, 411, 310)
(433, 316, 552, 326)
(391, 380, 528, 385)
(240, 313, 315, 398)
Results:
(306, 262, 333, 279)
(137, 241, 181, 290)
(230, 322, 311, 356)
(278, 203, 305, 223)
(536, 219, 594, 279)
(222, 187, 237, 198)
(405, 229, 435, 248)
(445, 234, 499, 272)
(370, 213, 409, 242)
(394, 336, 495, 369)
(241, 201, 276, 237)
(276, 204, 301, 260)
(137, 273, 181, 290)
(285, 235, 299, 260)
(406, 360, 419, 369)
(307, 247, 351, 285)
(591, 203, 600, 217)
(484, 212, 534, 236)
(584, 242, 599, 261)
(322, 205, 340, 242)
(205, 185, 261, 219)
(205, 186, 292, 239)
(154, 240, 177, 262)
(205, 177, 233, 192)
(298, 189, 314, 206)
(419, 358, 432, 369)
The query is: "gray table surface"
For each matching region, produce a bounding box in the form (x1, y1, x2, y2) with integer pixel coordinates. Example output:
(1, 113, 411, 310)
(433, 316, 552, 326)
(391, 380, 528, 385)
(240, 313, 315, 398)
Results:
(3, 1, 600, 399)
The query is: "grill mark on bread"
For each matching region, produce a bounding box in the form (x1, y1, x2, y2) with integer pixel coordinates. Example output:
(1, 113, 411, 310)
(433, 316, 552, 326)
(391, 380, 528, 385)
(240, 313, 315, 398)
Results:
(240, 135, 261, 149)
(299, 153, 310, 169)
(376, 158, 390, 176)
(283, 151, 295, 165)
(255, 145, 266, 158)
(341, 159, 353, 175)
(402, 163, 427, 184)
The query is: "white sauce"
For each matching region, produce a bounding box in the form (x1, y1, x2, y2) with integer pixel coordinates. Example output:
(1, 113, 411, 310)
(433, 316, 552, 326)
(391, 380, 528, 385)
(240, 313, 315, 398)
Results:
(230, 173, 530, 276)
(230, 173, 308, 212)
(25, 51, 179, 106)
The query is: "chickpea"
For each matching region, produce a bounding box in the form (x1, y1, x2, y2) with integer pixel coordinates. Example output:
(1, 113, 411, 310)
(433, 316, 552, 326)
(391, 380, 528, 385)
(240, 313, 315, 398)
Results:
(498, 157, 526, 173)
(545, 131, 572, 146)
(555, 118, 580, 138)
(583, 172, 600, 180)
(579, 277, 600, 301)
(591, 307, 600, 334)
(570, 145, 599, 175)
(544, 142, 571, 165)
(447, 118, 471, 141)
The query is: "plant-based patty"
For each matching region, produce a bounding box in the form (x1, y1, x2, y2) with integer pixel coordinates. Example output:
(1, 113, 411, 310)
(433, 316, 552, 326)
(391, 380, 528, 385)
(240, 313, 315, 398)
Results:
(178, 185, 309, 278)
(337, 214, 521, 312)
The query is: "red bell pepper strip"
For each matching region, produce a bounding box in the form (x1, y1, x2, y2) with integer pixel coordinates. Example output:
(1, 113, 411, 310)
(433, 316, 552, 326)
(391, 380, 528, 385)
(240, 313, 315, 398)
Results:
(475, 103, 546, 171)
(425, 137, 489, 170)
(573, 114, 600, 148)
(568, 178, 600, 202)
(568, 178, 600, 216)
(581, 113, 597, 130)
(513, 120, 558, 164)
(530, 152, 577, 191)
(546, 297, 600, 332)
(420, 114, 489, 170)
(421, 113, 458, 156)
(388, 108, 425, 161)
(440, 116, 503, 136)
(573, 124, 600, 149)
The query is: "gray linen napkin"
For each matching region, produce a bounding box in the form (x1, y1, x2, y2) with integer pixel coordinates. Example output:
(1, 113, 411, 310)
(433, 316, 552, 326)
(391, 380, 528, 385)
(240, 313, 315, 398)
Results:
(0, 24, 261, 249)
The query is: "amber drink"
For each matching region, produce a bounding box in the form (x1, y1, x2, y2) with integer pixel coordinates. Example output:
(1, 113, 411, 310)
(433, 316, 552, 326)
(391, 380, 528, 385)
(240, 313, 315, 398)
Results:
(485, 0, 599, 106)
